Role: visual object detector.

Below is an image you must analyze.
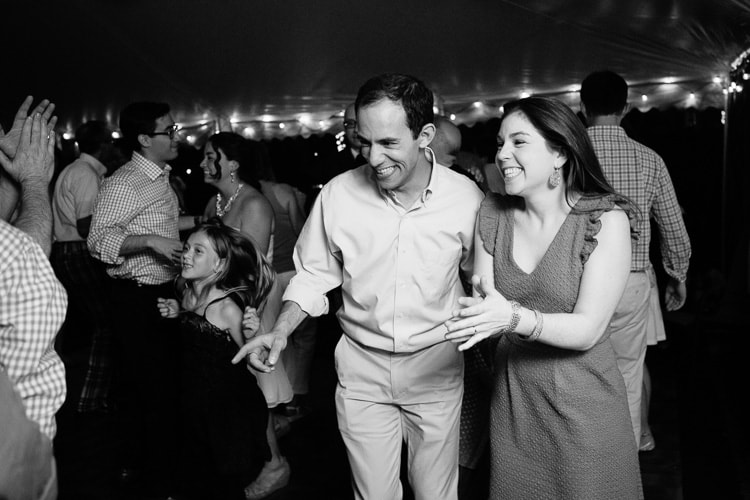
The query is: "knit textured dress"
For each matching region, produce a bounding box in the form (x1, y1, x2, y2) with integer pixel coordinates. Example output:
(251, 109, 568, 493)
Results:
(478, 193, 642, 500)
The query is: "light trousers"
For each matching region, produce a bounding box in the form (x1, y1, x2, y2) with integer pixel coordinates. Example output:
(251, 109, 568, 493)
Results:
(607, 270, 651, 443)
(334, 335, 463, 500)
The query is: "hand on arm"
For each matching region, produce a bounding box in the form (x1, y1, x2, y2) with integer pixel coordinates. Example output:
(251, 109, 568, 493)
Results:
(445, 274, 515, 351)
(120, 234, 183, 265)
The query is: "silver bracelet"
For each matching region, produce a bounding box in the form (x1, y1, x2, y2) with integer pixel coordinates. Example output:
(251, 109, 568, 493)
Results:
(505, 300, 521, 333)
(519, 309, 544, 342)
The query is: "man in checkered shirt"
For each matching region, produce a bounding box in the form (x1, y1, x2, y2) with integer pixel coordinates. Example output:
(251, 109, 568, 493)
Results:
(581, 70, 691, 449)
(1, 97, 65, 498)
(88, 101, 198, 490)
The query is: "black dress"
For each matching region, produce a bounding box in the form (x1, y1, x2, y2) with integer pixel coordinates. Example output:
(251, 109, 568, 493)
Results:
(177, 293, 270, 499)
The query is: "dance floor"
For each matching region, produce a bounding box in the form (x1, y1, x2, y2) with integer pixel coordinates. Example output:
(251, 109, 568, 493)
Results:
(53, 295, 750, 499)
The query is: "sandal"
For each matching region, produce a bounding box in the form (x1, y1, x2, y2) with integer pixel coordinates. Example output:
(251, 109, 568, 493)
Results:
(245, 457, 291, 499)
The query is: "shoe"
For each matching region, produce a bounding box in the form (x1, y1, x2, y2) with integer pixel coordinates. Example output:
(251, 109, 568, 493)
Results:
(244, 458, 291, 499)
(639, 428, 656, 451)
(273, 414, 292, 439)
(282, 395, 311, 420)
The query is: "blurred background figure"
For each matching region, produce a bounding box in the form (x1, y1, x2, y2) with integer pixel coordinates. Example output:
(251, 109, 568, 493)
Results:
(51, 120, 119, 414)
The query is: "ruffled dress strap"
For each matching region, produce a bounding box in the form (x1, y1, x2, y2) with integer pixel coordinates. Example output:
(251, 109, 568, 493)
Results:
(478, 193, 518, 256)
(574, 193, 637, 266)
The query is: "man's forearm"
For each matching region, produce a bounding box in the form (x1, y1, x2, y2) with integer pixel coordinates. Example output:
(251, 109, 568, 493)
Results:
(13, 177, 52, 256)
(273, 301, 309, 338)
(119, 234, 154, 256)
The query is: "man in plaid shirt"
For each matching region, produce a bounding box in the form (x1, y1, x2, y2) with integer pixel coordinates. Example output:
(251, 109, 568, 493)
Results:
(0, 97, 64, 499)
(581, 70, 691, 449)
(88, 102, 197, 491)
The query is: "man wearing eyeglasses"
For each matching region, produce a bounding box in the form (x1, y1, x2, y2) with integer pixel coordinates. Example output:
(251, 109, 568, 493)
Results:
(87, 102, 197, 494)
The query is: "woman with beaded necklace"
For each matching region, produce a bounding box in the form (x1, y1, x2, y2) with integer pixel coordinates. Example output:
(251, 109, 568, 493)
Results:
(200, 132, 293, 499)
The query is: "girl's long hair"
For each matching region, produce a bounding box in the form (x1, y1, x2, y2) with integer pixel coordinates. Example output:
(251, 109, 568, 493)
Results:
(180, 218, 275, 311)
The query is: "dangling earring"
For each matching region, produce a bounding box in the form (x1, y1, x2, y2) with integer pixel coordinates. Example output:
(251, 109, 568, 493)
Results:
(230, 171, 236, 184)
(549, 167, 562, 188)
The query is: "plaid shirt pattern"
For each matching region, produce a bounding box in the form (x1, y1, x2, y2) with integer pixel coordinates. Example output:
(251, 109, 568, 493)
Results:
(88, 152, 179, 285)
(0, 220, 67, 438)
(588, 126, 690, 280)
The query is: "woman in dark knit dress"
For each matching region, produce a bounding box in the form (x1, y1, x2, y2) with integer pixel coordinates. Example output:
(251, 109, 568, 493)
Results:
(446, 97, 642, 499)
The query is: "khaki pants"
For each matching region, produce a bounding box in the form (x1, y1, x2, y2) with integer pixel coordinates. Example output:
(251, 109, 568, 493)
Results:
(607, 271, 651, 443)
(334, 335, 463, 500)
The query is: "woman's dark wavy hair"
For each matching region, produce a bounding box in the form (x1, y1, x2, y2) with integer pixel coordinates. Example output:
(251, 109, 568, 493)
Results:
(181, 217, 275, 311)
(502, 97, 640, 226)
(502, 97, 615, 198)
(206, 132, 262, 190)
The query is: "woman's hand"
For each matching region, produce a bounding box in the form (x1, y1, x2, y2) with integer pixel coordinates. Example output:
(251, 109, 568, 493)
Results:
(445, 275, 513, 351)
(242, 306, 261, 340)
(157, 297, 180, 318)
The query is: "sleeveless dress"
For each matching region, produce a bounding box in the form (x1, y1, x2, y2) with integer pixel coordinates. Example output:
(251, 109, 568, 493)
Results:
(178, 293, 270, 490)
(479, 193, 642, 500)
(220, 213, 294, 409)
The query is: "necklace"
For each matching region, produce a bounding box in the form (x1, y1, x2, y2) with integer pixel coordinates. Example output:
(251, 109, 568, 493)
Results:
(216, 182, 244, 217)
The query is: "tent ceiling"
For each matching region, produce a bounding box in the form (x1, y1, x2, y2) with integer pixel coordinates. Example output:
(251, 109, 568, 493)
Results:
(6, 0, 750, 135)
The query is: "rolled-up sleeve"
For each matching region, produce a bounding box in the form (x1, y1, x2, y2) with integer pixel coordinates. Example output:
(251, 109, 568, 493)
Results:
(283, 188, 342, 317)
(87, 180, 140, 265)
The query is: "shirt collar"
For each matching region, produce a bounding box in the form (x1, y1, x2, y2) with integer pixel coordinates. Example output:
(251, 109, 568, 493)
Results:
(377, 149, 440, 208)
(587, 124, 627, 139)
(131, 152, 171, 180)
(78, 152, 108, 177)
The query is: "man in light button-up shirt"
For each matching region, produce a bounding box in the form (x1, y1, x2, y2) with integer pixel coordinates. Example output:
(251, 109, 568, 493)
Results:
(236, 74, 484, 500)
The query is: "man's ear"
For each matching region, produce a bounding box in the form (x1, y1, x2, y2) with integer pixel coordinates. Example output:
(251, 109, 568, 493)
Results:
(137, 133, 151, 149)
(418, 123, 436, 149)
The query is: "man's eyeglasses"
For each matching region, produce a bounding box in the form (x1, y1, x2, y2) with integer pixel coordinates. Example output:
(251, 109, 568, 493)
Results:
(343, 119, 357, 129)
(148, 124, 181, 139)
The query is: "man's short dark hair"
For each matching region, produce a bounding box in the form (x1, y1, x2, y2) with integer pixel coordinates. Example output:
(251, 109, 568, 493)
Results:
(355, 73, 434, 138)
(75, 120, 112, 156)
(119, 102, 170, 152)
(580, 70, 628, 116)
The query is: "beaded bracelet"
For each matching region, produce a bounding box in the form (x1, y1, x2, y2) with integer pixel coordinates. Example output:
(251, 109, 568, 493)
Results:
(519, 309, 544, 342)
(505, 300, 521, 333)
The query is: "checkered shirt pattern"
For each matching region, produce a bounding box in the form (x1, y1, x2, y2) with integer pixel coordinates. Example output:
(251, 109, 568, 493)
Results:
(588, 125, 691, 280)
(0, 219, 67, 438)
(88, 152, 180, 285)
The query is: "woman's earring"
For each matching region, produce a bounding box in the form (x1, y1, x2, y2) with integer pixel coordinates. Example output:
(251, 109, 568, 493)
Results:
(549, 167, 562, 188)
(230, 171, 236, 184)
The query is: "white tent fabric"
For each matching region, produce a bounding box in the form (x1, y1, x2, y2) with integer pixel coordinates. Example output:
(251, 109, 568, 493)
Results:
(5, 0, 750, 137)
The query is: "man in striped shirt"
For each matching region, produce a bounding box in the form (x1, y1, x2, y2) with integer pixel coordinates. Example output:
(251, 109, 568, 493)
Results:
(88, 102, 195, 491)
(581, 70, 691, 449)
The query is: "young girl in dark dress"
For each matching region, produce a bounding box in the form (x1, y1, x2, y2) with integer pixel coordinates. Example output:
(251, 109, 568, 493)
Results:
(157, 218, 275, 499)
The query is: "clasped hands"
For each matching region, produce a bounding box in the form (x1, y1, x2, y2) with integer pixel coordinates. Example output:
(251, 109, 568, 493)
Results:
(444, 274, 515, 351)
